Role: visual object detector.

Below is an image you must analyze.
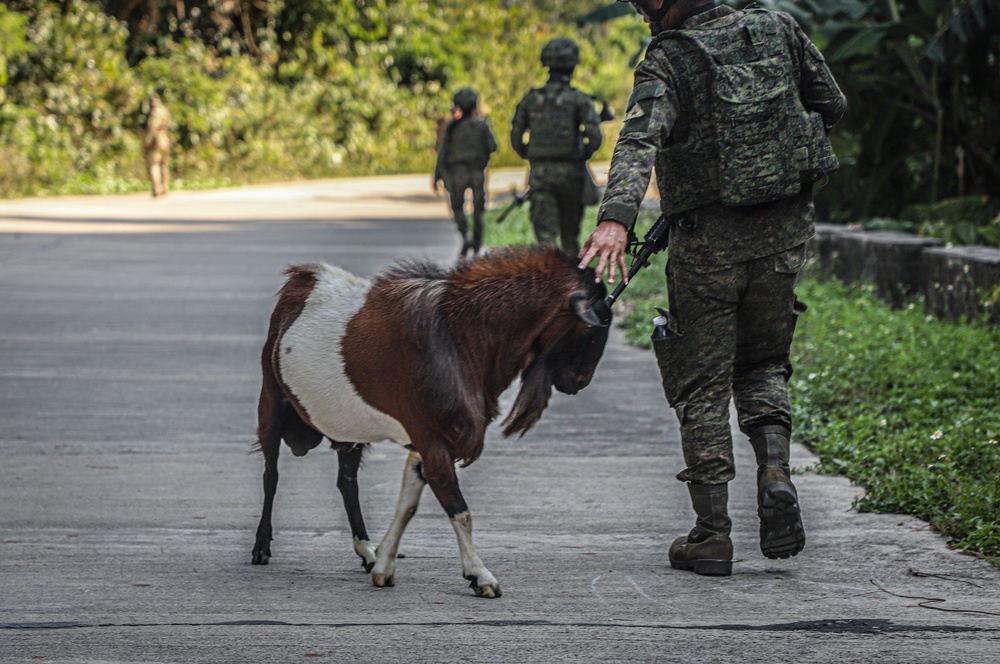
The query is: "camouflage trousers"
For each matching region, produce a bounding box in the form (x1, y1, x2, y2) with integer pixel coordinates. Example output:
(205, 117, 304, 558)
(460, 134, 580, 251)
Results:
(144, 148, 169, 197)
(528, 161, 585, 255)
(653, 243, 808, 485)
(445, 167, 487, 250)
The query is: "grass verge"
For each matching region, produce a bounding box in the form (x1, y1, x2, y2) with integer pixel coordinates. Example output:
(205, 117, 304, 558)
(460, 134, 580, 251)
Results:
(790, 276, 1000, 564)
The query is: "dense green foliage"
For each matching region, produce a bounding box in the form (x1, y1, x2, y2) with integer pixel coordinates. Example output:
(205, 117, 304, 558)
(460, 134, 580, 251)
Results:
(791, 277, 1000, 563)
(0, 0, 647, 197)
(759, 0, 1000, 246)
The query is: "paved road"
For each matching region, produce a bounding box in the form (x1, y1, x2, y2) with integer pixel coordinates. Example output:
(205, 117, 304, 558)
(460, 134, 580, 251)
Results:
(1, 173, 998, 662)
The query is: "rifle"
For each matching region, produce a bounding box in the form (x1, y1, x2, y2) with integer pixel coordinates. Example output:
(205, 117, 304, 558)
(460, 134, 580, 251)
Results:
(604, 214, 671, 308)
(495, 188, 531, 224)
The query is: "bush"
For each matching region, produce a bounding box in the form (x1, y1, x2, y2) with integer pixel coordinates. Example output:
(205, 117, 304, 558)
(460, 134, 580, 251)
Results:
(0, 0, 648, 198)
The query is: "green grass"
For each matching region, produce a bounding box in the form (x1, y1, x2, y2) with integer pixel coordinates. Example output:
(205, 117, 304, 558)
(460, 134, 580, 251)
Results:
(483, 204, 1000, 564)
(789, 277, 1000, 563)
(482, 199, 535, 248)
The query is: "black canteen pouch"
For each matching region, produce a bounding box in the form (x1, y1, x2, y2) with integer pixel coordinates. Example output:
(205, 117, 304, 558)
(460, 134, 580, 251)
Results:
(653, 308, 684, 407)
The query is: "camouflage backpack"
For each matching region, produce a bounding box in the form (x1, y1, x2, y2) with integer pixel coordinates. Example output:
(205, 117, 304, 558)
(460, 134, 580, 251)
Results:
(520, 84, 587, 161)
(654, 10, 838, 210)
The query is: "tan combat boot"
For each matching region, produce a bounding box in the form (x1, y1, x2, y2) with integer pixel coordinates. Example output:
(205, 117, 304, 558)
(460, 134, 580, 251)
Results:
(750, 425, 805, 559)
(669, 483, 733, 576)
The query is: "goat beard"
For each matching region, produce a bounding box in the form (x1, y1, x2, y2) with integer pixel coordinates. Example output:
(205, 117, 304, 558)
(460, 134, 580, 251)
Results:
(502, 355, 553, 438)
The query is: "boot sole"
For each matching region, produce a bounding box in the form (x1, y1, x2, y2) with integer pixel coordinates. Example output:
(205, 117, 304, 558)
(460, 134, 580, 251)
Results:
(759, 481, 805, 560)
(669, 556, 733, 577)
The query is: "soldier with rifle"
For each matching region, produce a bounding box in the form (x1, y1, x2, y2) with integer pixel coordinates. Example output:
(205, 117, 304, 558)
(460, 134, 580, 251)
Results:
(510, 37, 604, 254)
(498, 93, 613, 226)
(579, 0, 846, 577)
(434, 87, 498, 257)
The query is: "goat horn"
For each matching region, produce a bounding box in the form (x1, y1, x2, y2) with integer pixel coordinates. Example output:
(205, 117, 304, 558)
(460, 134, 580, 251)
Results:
(569, 291, 603, 327)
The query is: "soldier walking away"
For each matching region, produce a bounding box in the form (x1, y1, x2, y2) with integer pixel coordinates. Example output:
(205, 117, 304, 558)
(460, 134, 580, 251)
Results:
(434, 87, 498, 257)
(511, 37, 603, 255)
(143, 93, 172, 197)
(579, 0, 846, 576)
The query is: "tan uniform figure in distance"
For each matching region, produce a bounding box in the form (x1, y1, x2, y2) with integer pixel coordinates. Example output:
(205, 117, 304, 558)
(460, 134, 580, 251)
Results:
(143, 93, 172, 197)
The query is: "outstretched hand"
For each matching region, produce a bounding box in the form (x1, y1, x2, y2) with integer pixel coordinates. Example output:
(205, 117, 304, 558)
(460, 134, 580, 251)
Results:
(578, 220, 629, 284)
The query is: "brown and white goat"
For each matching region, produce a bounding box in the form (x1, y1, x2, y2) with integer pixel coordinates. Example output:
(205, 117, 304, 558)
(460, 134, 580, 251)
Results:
(252, 245, 611, 597)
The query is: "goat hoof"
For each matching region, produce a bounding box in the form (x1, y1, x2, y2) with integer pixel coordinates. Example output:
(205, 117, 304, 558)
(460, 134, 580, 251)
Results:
(353, 540, 377, 573)
(472, 583, 502, 598)
(251, 549, 270, 565)
(372, 572, 395, 588)
(466, 575, 502, 598)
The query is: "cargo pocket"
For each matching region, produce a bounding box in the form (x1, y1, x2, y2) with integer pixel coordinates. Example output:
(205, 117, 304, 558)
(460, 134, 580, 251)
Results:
(713, 58, 800, 205)
(773, 243, 807, 275)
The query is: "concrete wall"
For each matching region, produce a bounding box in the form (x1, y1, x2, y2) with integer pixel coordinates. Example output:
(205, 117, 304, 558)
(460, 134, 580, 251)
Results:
(808, 224, 1000, 325)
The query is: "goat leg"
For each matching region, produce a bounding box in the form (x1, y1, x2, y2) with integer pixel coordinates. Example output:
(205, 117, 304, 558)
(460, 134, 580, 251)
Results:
(425, 457, 501, 598)
(371, 450, 425, 587)
(335, 443, 376, 572)
(253, 346, 284, 565)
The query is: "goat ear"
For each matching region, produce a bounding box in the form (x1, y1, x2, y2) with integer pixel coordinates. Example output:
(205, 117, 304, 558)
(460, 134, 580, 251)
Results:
(502, 355, 553, 438)
(568, 291, 603, 327)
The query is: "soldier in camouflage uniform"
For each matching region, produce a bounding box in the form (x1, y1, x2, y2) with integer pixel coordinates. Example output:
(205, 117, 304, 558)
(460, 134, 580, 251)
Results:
(143, 93, 172, 198)
(510, 37, 603, 255)
(579, 0, 846, 576)
(435, 87, 498, 257)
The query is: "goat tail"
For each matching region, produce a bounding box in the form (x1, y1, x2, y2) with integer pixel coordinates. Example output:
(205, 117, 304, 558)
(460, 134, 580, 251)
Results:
(501, 357, 553, 438)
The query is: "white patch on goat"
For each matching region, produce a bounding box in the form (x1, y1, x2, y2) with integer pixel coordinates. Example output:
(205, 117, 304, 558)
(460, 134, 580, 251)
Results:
(279, 263, 410, 445)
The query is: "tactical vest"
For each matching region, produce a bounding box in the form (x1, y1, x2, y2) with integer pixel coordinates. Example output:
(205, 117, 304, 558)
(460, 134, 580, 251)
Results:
(523, 84, 585, 161)
(653, 10, 838, 212)
(443, 118, 491, 170)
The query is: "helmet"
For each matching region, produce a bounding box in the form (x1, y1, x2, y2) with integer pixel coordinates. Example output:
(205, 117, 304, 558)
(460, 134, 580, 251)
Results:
(618, 0, 680, 32)
(540, 37, 580, 70)
(452, 87, 479, 112)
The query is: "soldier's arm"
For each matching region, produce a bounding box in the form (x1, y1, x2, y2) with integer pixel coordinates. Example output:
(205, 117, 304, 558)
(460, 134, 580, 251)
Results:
(579, 95, 603, 160)
(484, 122, 498, 156)
(509, 97, 529, 159)
(597, 59, 678, 229)
(785, 16, 847, 127)
(434, 124, 450, 183)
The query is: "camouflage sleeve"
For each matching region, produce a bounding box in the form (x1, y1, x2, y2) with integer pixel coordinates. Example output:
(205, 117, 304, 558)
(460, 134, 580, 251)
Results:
(434, 123, 451, 182)
(484, 122, 498, 156)
(433, 148, 445, 183)
(578, 93, 603, 160)
(784, 15, 847, 126)
(509, 95, 530, 159)
(597, 60, 677, 227)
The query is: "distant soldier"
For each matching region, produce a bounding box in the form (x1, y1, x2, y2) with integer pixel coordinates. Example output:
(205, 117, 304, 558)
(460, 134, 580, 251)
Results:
(510, 37, 603, 254)
(143, 93, 172, 197)
(434, 88, 498, 257)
